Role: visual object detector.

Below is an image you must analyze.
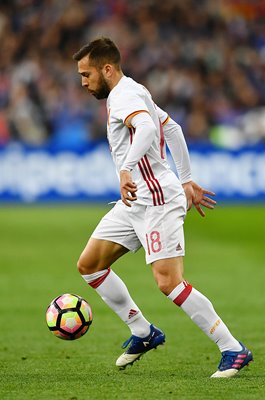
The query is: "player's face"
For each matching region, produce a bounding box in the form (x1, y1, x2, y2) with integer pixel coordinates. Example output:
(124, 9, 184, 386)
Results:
(78, 57, 110, 99)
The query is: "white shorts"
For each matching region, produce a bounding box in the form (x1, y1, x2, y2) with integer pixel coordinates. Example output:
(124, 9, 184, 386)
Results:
(92, 194, 187, 264)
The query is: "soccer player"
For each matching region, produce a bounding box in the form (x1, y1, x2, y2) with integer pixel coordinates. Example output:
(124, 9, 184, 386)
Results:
(73, 38, 253, 377)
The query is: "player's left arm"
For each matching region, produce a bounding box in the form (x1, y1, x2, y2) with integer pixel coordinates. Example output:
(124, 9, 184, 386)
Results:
(120, 112, 156, 207)
(182, 181, 216, 217)
(163, 116, 216, 217)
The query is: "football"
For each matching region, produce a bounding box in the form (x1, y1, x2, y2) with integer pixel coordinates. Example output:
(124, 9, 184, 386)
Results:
(46, 293, 92, 340)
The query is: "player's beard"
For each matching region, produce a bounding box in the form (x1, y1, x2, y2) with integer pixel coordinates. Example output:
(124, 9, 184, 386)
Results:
(92, 72, 111, 99)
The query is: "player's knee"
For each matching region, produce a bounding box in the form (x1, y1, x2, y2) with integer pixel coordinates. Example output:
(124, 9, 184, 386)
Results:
(77, 256, 87, 275)
(77, 253, 104, 275)
(156, 279, 172, 295)
(77, 255, 93, 275)
(155, 273, 182, 295)
(152, 259, 184, 295)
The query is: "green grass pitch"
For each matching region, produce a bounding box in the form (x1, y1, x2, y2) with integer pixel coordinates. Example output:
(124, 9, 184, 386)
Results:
(0, 204, 265, 399)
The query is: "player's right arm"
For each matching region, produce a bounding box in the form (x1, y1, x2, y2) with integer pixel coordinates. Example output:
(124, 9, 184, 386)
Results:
(120, 112, 157, 206)
(111, 87, 158, 206)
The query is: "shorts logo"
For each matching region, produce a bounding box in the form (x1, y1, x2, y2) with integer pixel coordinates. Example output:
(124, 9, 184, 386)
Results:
(128, 309, 139, 319)
(176, 242, 182, 251)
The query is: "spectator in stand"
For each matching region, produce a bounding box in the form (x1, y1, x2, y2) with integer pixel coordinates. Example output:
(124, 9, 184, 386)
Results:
(0, 0, 264, 149)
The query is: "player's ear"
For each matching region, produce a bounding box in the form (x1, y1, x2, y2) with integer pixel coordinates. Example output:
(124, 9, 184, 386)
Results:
(102, 64, 113, 78)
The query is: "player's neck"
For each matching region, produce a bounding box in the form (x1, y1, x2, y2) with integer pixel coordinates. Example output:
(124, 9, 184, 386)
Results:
(109, 70, 124, 91)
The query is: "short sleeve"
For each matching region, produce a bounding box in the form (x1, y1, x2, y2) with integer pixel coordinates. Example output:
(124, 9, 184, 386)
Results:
(112, 93, 149, 127)
(155, 105, 170, 126)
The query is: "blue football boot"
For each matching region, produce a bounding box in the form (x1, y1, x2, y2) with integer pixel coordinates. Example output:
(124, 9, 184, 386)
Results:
(116, 324, 165, 369)
(211, 342, 253, 378)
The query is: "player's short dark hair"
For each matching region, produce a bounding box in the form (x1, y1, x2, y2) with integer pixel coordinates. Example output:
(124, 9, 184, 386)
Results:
(73, 37, 121, 70)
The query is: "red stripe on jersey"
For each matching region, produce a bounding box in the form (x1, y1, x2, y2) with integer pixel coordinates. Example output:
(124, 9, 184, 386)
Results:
(129, 127, 134, 144)
(144, 155, 165, 205)
(88, 268, 111, 289)
(141, 156, 162, 205)
(159, 120, 165, 159)
(107, 108, 111, 126)
(173, 281, 192, 306)
(138, 160, 157, 205)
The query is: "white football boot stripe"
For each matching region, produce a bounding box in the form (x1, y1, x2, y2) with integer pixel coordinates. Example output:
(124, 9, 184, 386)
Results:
(116, 352, 141, 367)
(211, 368, 239, 378)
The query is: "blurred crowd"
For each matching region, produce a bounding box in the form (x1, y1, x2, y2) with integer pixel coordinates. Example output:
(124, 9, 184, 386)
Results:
(0, 0, 265, 150)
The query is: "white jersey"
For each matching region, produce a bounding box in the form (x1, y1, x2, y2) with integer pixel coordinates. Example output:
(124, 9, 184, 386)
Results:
(106, 76, 186, 206)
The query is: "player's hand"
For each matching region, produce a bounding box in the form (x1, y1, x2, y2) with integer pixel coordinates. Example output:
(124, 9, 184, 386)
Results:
(120, 170, 137, 207)
(182, 181, 216, 217)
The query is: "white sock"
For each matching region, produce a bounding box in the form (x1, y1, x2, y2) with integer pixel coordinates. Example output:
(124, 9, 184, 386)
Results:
(168, 281, 241, 352)
(82, 268, 151, 338)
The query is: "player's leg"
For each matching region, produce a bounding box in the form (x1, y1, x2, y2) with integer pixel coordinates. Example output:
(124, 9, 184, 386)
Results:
(152, 256, 253, 377)
(145, 194, 252, 377)
(77, 236, 128, 275)
(77, 202, 157, 353)
(78, 238, 151, 338)
(93, 202, 165, 368)
(152, 256, 242, 351)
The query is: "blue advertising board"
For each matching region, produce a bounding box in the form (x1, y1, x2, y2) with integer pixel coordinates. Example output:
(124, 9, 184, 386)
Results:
(0, 143, 265, 203)
(188, 144, 265, 202)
